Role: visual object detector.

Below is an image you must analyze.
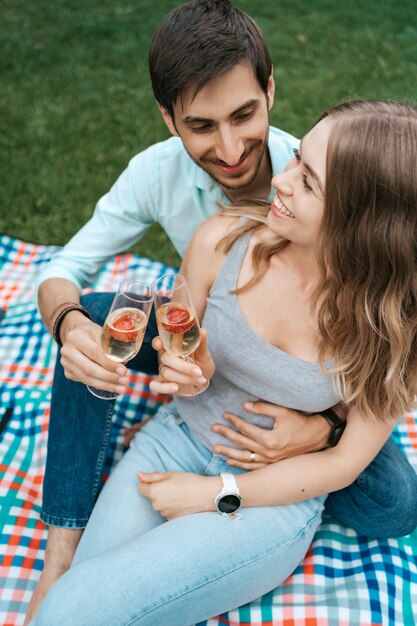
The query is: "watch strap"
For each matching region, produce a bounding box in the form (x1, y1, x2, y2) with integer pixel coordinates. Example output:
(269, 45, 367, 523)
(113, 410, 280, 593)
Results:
(319, 408, 346, 447)
(219, 472, 239, 493)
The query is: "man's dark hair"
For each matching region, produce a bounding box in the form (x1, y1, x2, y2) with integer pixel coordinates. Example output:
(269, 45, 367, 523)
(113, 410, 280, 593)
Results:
(149, 0, 272, 118)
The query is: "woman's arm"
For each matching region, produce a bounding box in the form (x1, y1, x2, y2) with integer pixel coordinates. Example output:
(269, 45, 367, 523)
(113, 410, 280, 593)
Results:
(149, 214, 238, 395)
(179, 214, 238, 320)
(236, 407, 396, 506)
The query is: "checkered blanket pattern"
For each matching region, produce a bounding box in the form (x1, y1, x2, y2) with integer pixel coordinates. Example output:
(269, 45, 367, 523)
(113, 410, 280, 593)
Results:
(1, 235, 416, 626)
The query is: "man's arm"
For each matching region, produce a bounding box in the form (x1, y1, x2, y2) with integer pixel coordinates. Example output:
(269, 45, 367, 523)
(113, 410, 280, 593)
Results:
(36, 148, 160, 392)
(38, 278, 82, 337)
(211, 402, 346, 468)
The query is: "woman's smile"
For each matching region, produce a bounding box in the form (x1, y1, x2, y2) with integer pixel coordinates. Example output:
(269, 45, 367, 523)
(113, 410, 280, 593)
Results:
(271, 194, 295, 219)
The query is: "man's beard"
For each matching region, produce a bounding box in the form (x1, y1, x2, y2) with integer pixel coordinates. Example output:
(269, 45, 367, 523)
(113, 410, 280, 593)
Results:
(185, 130, 269, 191)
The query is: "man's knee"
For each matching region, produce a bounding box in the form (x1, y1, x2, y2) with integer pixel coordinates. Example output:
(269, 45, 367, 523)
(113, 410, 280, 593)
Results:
(80, 292, 114, 325)
(325, 437, 417, 538)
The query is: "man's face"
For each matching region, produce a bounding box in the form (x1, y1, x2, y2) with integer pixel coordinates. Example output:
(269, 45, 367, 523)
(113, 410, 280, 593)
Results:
(162, 63, 274, 192)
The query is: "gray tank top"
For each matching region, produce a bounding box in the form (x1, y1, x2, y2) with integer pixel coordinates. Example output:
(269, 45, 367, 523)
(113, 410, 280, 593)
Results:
(176, 230, 339, 452)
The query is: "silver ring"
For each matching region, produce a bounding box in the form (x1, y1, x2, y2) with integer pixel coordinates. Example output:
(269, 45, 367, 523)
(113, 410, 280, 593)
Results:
(250, 452, 256, 462)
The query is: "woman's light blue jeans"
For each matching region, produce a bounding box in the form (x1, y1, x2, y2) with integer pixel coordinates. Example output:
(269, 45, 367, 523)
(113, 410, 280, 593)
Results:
(32, 405, 325, 626)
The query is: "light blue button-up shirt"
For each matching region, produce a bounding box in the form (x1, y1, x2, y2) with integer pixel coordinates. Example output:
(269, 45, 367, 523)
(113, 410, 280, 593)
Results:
(38, 126, 298, 291)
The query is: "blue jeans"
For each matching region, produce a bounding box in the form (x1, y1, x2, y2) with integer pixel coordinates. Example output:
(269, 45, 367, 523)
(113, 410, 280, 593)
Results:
(41, 292, 417, 537)
(33, 407, 326, 626)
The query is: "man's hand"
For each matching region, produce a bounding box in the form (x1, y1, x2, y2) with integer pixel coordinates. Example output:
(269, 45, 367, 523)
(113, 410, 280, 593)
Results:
(59, 313, 130, 394)
(211, 402, 346, 469)
(138, 471, 219, 520)
(149, 328, 215, 396)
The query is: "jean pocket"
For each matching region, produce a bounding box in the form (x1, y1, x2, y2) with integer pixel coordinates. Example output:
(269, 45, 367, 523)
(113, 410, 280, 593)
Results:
(153, 402, 177, 424)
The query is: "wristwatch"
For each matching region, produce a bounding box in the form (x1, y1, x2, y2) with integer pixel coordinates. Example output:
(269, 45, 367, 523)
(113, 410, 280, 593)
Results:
(319, 408, 346, 447)
(214, 473, 243, 515)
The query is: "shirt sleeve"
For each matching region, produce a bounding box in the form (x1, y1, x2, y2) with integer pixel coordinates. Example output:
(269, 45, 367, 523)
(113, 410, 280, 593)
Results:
(37, 148, 158, 292)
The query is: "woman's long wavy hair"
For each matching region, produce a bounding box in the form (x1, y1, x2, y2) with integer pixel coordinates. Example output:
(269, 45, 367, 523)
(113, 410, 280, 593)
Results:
(219, 100, 417, 423)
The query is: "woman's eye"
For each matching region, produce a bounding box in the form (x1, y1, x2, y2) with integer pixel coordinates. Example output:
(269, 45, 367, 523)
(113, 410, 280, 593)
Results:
(293, 148, 312, 191)
(302, 175, 313, 191)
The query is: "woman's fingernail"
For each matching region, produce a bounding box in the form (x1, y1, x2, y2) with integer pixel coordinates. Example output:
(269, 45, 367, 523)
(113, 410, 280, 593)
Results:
(244, 402, 253, 408)
(192, 367, 202, 376)
(198, 376, 207, 385)
(116, 366, 126, 375)
(116, 385, 126, 393)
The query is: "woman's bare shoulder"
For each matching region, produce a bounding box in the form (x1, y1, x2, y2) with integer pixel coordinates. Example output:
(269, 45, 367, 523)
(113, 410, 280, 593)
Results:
(192, 214, 240, 249)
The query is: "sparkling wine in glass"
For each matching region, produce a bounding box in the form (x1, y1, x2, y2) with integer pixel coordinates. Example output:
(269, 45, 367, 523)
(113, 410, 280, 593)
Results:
(152, 273, 208, 396)
(87, 281, 153, 400)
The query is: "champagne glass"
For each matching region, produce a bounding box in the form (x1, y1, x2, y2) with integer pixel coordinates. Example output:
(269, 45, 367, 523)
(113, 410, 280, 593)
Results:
(87, 280, 153, 400)
(151, 273, 209, 396)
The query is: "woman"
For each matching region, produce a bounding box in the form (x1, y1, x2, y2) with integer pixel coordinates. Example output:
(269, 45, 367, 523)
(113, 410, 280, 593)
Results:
(31, 100, 417, 626)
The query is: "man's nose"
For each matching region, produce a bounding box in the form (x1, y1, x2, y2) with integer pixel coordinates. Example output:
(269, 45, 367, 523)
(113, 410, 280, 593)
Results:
(215, 126, 245, 166)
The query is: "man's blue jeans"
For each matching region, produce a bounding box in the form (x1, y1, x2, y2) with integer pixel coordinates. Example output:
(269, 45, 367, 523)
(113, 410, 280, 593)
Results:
(41, 292, 417, 537)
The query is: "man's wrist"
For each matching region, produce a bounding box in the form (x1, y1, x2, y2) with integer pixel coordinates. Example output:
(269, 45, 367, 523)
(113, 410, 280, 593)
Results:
(59, 309, 93, 345)
(318, 408, 346, 448)
(51, 302, 92, 347)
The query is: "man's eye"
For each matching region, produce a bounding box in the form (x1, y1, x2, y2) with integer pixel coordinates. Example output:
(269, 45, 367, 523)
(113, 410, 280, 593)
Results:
(191, 125, 212, 133)
(236, 111, 255, 123)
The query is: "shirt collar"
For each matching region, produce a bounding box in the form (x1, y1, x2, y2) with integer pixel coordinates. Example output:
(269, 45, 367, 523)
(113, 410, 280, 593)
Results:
(192, 160, 216, 191)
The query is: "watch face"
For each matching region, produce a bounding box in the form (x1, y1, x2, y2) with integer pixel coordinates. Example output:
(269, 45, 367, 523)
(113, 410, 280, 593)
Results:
(218, 494, 241, 514)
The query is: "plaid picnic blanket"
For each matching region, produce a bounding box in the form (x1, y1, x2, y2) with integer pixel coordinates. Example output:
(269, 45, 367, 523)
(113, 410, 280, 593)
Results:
(0, 235, 416, 626)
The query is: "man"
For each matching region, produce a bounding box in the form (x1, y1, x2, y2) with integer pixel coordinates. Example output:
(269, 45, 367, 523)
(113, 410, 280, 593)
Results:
(26, 0, 417, 622)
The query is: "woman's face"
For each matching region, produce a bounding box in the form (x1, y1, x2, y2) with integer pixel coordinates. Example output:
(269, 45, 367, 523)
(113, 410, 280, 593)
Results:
(267, 117, 332, 249)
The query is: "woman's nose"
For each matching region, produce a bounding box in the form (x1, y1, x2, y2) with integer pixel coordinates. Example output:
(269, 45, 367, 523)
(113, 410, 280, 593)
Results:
(271, 168, 294, 196)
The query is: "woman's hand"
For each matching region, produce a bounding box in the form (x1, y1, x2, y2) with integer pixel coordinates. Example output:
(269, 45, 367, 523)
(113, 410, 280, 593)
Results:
(138, 471, 220, 520)
(149, 328, 215, 396)
(211, 402, 346, 470)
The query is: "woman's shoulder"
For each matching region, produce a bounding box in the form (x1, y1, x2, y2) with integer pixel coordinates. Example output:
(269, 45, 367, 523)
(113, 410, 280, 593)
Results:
(181, 215, 241, 311)
(192, 214, 241, 249)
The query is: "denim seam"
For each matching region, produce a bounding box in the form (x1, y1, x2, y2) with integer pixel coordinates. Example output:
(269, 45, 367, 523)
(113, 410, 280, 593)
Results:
(90, 400, 115, 505)
(124, 508, 322, 626)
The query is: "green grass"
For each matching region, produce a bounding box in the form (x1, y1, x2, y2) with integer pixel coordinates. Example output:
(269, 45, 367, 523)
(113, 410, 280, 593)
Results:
(1, 0, 416, 266)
